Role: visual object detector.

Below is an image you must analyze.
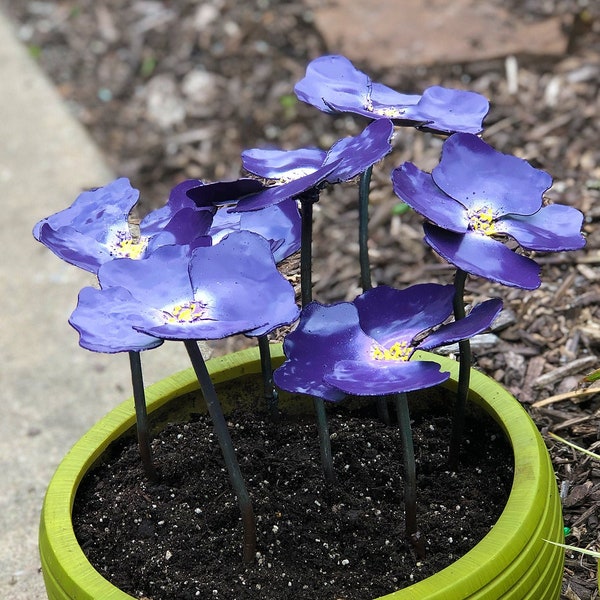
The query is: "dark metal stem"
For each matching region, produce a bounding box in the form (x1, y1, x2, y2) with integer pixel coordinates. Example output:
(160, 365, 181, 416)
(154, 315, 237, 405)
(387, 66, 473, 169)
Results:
(258, 334, 278, 420)
(394, 392, 424, 558)
(448, 269, 472, 470)
(299, 193, 335, 484)
(184, 340, 256, 563)
(358, 166, 373, 292)
(299, 196, 314, 308)
(128, 351, 158, 482)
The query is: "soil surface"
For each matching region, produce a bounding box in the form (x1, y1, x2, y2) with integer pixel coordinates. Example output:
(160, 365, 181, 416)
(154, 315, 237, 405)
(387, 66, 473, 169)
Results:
(4, 1, 600, 598)
(73, 401, 512, 599)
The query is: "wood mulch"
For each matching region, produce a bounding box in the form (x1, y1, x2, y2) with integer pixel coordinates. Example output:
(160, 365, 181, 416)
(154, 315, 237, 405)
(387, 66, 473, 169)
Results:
(4, 1, 599, 597)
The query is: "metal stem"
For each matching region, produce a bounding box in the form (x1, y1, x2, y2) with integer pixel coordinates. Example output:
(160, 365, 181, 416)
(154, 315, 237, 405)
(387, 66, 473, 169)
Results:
(448, 269, 472, 470)
(128, 351, 158, 482)
(184, 340, 256, 563)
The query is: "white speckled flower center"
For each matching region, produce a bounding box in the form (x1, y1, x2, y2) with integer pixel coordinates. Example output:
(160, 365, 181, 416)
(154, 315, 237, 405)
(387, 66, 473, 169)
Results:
(363, 96, 404, 118)
(277, 167, 317, 183)
(372, 340, 412, 361)
(371, 106, 405, 118)
(468, 207, 497, 236)
(164, 301, 207, 324)
(106, 229, 149, 259)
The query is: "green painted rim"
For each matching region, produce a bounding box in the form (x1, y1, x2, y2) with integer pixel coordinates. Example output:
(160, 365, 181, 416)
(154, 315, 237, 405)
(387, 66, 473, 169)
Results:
(39, 346, 564, 600)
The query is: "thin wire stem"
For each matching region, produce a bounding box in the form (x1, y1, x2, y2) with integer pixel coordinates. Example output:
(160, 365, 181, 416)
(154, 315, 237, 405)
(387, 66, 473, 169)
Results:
(394, 392, 424, 558)
(184, 340, 256, 563)
(299, 192, 335, 484)
(300, 195, 314, 307)
(128, 351, 158, 482)
(448, 269, 472, 470)
(258, 334, 278, 420)
(358, 165, 373, 292)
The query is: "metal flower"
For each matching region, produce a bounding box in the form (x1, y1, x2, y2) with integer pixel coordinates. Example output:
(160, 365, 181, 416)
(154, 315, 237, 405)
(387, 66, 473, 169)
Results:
(33, 178, 213, 273)
(274, 284, 502, 401)
(294, 55, 489, 135)
(232, 118, 394, 212)
(392, 133, 586, 289)
(69, 231, 300, 352)
(172, 178, 302, 263)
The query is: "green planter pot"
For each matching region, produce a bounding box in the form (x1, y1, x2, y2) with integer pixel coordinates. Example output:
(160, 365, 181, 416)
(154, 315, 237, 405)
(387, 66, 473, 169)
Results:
(39, 346, 564, 599)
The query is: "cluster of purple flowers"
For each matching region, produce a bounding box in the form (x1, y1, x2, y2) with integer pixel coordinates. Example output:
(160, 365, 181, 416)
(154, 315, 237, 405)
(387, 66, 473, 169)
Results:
(35, 54, 584, 399)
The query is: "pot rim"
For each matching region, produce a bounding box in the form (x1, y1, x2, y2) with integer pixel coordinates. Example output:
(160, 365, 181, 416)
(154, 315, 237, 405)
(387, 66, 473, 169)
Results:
(39, 345, 564, 599)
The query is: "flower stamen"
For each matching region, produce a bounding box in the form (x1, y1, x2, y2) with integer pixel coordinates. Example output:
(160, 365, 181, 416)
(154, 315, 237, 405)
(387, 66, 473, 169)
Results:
(164, 301, 207, 324)
(468, 207, 497, 236)
(106, 229, 149, 259)
(372, 340, 412, 361)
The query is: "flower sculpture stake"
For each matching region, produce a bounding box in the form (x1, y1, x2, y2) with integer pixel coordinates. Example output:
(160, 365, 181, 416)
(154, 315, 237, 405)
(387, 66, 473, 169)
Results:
(233, 117, 395, 481)
(274, 284, 501, 554)
(392, 132, 585, 465)
(71, 232, 299, 563)
(35, 52, 586, 577)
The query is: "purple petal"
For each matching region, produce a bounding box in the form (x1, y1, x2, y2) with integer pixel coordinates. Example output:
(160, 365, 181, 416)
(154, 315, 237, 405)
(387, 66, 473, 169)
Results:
(391, 162, 469, 232)
(324, 119, 394, 182)
(242, 147, 327, 180)
(274, 301, 371, 401)
(188, 231, 299, 338)
(242, 199, 302, 262)
(418, 298, 503, 350)
(324, 359, 450, 396)
(98, 243, 194, 309)
(495, 204, 586, 252)
(424, 223, 542, 290)
(294, 55, 371, 114)
(33, 178, 140, 272)
(402, 86, 489, 134)
(140, 180, 206, 232)
(232, 161, 341, 212)
(34, 223, 116, 273)
(33, 178, 139, 241)
(354, 284, 455, 345)
(69, 286, 163, 353)
(432, 133, 552, 215)
(146, 207, 214, 251)
(370, 82, 421, 111)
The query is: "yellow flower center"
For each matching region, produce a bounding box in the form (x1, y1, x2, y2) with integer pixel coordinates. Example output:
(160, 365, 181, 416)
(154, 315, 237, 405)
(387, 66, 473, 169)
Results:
(164, 301, 206, 324)
(468, 207, 497, 236)
(107, 229, 149, 259)
(372, 340, 412, 361)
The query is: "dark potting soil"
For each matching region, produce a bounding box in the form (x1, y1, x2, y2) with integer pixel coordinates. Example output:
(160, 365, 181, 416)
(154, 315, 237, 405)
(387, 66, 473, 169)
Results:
(73, 404, 513, 600)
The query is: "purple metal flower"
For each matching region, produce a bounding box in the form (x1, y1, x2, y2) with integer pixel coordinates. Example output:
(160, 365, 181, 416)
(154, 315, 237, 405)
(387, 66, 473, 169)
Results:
(294, 55, 489, 135)
(274, 284, 502, 401)
(33, 178, 213, 273)
(392, 133, 586, 289)
(171, 178, 302, 262)
(69, 231, 300, 352)
(138, 177, 301, 262)
(233, 118, 394, 212)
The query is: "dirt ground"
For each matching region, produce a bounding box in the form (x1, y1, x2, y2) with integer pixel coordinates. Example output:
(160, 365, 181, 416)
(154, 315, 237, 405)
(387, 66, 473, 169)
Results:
(4, 0, 600, 597)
